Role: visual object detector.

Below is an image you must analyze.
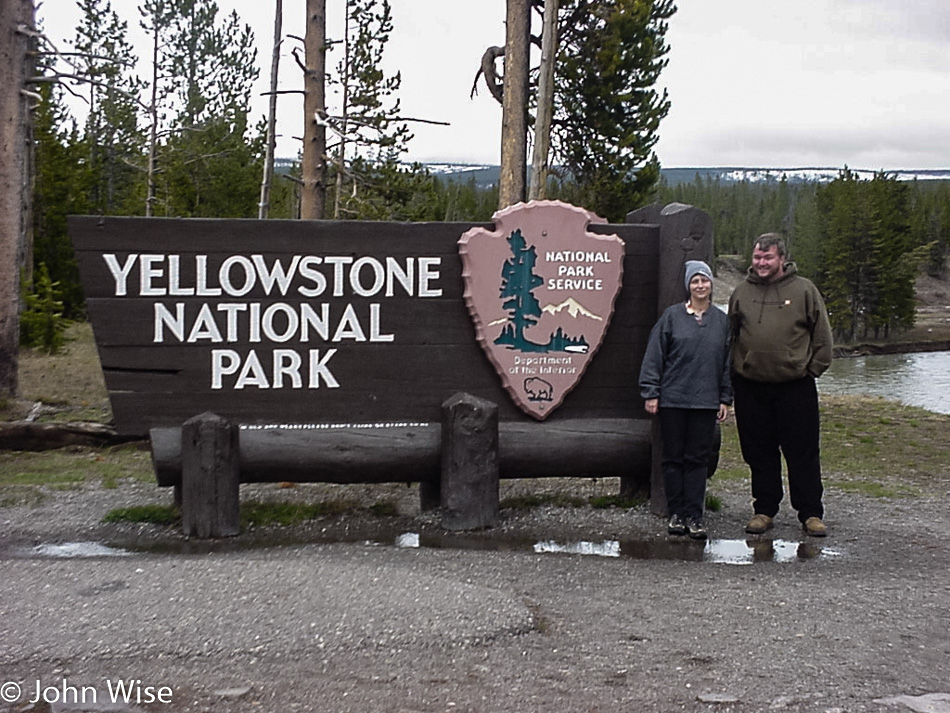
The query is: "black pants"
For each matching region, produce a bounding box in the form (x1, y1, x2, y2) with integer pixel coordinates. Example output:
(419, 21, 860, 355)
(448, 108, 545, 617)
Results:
(732, 374, 824, 523)
(659, 407, 717, 521)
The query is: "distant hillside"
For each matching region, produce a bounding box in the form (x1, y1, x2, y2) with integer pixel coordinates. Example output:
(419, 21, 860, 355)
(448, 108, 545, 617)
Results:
(272, 159, 501, 188)
(426, 164, 501, 188)
(274, 160, 950, 188)
(422, 164, 950, 187)
(660, 166, 950, 186)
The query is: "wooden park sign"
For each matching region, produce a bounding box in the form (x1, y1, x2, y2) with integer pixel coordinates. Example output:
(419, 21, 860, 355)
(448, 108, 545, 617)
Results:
(460, 202, 624, 419)
(69, 203, 714, 530)
(69, 208, 661, 438)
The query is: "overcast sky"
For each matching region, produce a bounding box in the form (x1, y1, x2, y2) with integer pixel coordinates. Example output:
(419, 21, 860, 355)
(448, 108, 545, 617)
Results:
(38, 0, 950, 170)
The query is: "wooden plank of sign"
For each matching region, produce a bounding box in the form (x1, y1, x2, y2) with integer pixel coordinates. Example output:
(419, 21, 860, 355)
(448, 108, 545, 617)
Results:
(70, 216, 660, 435)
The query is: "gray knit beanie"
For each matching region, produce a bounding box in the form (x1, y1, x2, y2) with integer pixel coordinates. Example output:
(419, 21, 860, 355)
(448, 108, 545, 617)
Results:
(684, 260, 713, 293)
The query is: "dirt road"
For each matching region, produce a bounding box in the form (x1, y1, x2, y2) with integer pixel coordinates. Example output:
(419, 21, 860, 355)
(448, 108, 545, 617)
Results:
(2, 477, 949, 713)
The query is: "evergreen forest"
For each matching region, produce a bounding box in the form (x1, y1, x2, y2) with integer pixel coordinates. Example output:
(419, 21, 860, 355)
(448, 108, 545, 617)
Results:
(655, 170, 950, 342)
(23, 0, 950, 350)
(27, 0, 674, 327)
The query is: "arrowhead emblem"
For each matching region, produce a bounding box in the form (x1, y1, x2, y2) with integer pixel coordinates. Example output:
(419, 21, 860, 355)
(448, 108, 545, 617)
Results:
(459, 201, 625, 419)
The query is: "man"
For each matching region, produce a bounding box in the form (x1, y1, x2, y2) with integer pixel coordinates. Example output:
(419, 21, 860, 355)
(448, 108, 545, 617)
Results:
(728, 233, 834, 537)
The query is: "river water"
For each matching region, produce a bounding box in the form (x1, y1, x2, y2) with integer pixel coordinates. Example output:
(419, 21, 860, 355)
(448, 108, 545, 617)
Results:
(819, 350, 950, 415)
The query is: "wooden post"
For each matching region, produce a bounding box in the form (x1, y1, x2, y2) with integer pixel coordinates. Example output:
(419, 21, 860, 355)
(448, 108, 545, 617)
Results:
(627, 202, 714, 317)
(499, 0, 531, 208)
(528, 0, 558, 201)
(627, 203, 715, 516)
(181, 412, 240, 538)
(301, 0, 327, 219)
(440, 393, 499, 531)
(0, 0, 35, 399)
(258, 0, 282, 219)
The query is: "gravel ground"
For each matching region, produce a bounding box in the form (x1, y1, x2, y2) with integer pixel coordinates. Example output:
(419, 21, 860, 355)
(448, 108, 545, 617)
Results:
(1, 475, 949, 713)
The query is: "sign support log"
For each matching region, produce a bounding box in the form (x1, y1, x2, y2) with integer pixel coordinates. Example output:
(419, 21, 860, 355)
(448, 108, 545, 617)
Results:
(626, 203, 715, 516)
(440, 393, 500, 531)
(181, 412, 240, 538)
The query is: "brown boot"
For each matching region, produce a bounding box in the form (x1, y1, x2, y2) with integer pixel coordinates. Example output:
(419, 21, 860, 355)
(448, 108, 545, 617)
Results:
(745, 513, 774, 535)
(803, 517, 828, 537)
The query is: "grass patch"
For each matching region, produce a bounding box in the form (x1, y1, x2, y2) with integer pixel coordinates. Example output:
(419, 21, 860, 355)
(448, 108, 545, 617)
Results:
(819, 395, 948, 496)
(103, 504, 179, 525)
(0, 444, 152, 495)
(705, 494, 723, 512)
(369, 500, 399, 517)
(708, 459, 747, 483)
(714, 394, 949, 499)
(0, 455, 87, 488)
(15, 322, 112, 425)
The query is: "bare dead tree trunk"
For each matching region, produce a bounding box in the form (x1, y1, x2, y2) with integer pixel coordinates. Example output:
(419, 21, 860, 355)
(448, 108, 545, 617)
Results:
(0, 0, 35, 398)
(258, 0, 282, 220)
(529, 0, 558, 201)
(145, 19, 160, 217)
(333, 1, 351, 220)
(301, 0, 327, 220)
(498, 0, 531, 209)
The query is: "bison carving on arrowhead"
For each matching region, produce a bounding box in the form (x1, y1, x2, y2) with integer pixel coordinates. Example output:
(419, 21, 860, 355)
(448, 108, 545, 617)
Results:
(523, 377, 554, 403)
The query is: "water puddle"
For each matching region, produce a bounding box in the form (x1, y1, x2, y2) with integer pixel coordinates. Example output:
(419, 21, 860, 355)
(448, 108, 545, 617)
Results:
(394, 532, 842, 565)
(5, 535, 842, 565)
(10, 542, 133, 559)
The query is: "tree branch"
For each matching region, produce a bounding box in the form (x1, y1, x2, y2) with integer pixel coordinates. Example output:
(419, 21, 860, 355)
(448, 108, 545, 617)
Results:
(471, 46, 504, 104)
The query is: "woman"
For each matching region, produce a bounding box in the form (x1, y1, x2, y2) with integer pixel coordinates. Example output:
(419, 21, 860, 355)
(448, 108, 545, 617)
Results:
(639, 260, 732, 540)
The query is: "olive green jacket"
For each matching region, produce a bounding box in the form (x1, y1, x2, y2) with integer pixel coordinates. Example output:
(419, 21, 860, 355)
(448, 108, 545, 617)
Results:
(728, 262, 833, 383)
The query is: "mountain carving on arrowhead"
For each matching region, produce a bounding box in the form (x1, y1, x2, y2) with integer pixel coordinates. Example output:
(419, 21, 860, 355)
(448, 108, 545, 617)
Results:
(540, 297, 603, 321)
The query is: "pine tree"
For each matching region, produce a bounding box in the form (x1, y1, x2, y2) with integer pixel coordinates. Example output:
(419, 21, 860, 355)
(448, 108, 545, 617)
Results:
(815, 169, 872, 340)
(20, 263, 70, 355)
(32, 83, 88, 318)
(790, 183, 821, 278)
(496, 229, 544, 350)
(74, 0, 145, 215)
(909, 181, 950, 278)
(866, 173, 923, 338)
(139, 0, 261, 217)
(328, 0, 411, 219)
(341, 158, 441, 221)
(552, 0, 676, 221)
(813, 169, 924, 341)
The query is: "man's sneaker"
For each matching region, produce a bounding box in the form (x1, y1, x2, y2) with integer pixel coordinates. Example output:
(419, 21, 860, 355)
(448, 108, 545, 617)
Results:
(745, 513, 774, 534)
(667, 513, 687, 536)
(803, 517, 828, 537)
(686, 518, 708, 540)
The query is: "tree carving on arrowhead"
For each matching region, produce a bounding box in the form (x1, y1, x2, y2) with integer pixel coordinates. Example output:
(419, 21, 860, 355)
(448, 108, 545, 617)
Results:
(494, 229, 590, 355)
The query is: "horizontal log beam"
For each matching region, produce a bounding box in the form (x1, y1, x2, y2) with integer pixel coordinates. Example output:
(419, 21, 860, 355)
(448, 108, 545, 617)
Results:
(150, 418, 651, 487)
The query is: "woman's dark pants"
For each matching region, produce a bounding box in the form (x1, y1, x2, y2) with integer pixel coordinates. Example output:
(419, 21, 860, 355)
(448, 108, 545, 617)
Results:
(659, 407, 717, 521)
